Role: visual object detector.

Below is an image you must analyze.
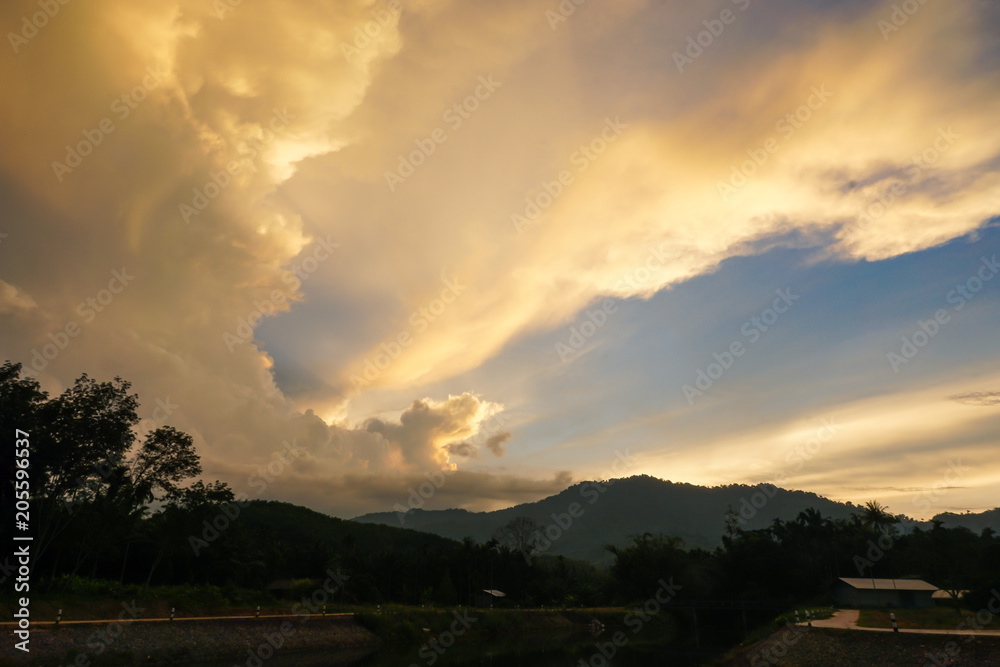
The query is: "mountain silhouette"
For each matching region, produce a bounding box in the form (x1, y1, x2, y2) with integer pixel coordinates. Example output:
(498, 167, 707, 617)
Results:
(354, 475, 1000, 564)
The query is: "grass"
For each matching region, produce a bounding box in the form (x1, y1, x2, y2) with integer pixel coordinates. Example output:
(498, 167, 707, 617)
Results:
(1, 578, 604, 638)
(802, 606, 836, 621)
(0, 577, 363, 622)
(858, 606, 1000, 631)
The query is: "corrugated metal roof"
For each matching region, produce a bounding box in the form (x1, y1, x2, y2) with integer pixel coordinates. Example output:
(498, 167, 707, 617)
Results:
(838, 577, 938, 591)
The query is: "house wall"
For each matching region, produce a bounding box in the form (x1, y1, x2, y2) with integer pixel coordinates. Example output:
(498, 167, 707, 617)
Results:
(834, 585, 936, 608)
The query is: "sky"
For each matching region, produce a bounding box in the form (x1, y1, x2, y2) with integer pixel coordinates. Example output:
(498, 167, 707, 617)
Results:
(1, 0, 998, 521)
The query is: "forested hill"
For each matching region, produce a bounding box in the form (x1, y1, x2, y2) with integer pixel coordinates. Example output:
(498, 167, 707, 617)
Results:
(933, 507, 1000, 534)
(239, 500, 458, 555)
(354, 474, 862, 564)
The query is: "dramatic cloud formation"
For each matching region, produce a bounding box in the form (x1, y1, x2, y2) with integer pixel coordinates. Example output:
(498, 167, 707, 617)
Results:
(1, 0, 998, 517)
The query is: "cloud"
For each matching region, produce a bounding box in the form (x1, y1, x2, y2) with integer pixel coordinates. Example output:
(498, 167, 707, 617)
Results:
(361, 393, 496, 471)
(843, 486, 967, 494)
(296, 0, 1000, 394)
(443, 429, 510, 458)
(1, 0, 998, 516)
(633, 369, 1000, 517)
(227, 465, 575, 518)
(951, 391, 1000, 407)
(0, 280, 38, 317)
(444, 441, 478, 458)
(486, 431, 511, 457)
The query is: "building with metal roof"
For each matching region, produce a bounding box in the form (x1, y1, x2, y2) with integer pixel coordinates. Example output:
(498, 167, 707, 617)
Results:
(834, 577, 939, 608)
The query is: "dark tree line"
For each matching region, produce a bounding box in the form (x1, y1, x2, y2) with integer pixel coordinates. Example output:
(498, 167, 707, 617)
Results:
(3, 360, 997, 614)
(0, 362, 606, 607)
(604, 503, 1000, 611)
(1, 362, 243, 591)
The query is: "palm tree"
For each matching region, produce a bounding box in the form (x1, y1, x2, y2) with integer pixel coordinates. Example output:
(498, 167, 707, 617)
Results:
(860, 500, 897, 533)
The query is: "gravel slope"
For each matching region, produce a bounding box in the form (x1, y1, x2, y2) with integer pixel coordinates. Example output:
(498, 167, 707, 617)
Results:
(0, 616, 380, 666)
(723, 627, 1000, 666)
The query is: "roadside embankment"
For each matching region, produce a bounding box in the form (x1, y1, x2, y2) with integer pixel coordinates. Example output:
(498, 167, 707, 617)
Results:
(0, 615, 379, 666)
(722, 626, 1000, 666)
(0, 605, 674, 665)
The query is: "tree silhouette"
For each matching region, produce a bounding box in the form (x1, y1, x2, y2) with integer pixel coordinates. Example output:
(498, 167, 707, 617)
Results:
(858, 500, 897, 533)
(494, 516, 541, 559)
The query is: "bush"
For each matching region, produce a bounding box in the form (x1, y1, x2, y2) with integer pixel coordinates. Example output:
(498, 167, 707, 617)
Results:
(964, 582, 1000, 612)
